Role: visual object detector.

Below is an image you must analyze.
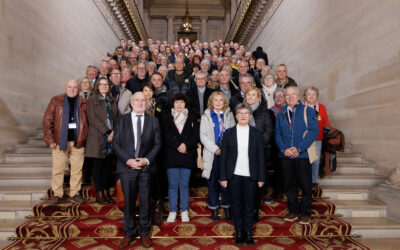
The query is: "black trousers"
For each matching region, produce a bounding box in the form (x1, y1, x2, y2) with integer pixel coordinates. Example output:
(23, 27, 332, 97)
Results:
(120, 170, 151, 237)
(91, 156, 113, 191)
(255, 149, 270, 212)
(229, 174, 257, 234)
(281, 158, 312, 216)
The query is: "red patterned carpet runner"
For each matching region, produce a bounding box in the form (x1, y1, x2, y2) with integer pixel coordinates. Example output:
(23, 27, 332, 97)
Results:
(4, 185, 369, 249)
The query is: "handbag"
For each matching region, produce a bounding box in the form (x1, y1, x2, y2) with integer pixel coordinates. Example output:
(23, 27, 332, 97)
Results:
(303, 106, 318, 164)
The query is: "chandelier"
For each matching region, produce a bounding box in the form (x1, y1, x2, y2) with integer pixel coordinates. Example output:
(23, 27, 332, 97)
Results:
(182, 0, 192, 32)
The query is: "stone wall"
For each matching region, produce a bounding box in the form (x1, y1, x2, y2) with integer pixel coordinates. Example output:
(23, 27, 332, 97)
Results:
(250, 0, 400, 172)
(0, 0, 119, 155)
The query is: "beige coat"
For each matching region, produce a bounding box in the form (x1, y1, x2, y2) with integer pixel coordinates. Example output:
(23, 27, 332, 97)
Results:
(118, 87, 132, 115)
(200, 108, 236, 179)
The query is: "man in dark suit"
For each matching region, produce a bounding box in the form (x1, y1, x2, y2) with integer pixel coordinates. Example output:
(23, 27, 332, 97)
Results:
(113, 92, 161, 249)
(220, 102, 265, 247)
(186, 71, 214, 121)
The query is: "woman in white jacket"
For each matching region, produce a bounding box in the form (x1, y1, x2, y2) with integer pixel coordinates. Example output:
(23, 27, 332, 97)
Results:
(200, 91, 236, 221)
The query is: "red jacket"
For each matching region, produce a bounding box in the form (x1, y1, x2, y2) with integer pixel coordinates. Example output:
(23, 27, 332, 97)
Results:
(316, 103, 330, 141)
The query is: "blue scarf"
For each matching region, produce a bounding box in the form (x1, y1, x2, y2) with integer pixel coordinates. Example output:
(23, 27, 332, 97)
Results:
(60, 96, 79, 150)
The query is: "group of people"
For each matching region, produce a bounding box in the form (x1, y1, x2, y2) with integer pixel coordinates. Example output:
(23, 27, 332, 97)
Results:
(42, 37, 330, 249)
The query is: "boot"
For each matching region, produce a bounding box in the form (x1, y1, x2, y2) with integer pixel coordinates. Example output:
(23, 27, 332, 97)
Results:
(211, 209, 219, 221)
(103, 189, 115, 204)
(96, 191, 108, 205)
(224, 208, 232, 221)
(152, 199, 164, 226)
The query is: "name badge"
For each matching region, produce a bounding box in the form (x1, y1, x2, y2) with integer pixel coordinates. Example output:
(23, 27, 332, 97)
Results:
(69, 123, 77, 129)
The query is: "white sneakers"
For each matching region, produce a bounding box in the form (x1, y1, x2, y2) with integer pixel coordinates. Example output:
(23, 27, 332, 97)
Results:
(167, 212, 177, 222)
(166, 211, 190, 222)
(181, 210, 189, 222)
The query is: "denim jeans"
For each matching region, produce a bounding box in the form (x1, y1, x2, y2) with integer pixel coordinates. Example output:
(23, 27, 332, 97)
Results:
(208, 156, 230, 209)
(166, 168, 191, 212)
(311, 140, 322, 184)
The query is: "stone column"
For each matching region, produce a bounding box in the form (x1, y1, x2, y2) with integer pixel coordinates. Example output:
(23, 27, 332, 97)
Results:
(201, 16, 208, 42)
(231, 0, 237, 23)
(167, 16, 174, 44)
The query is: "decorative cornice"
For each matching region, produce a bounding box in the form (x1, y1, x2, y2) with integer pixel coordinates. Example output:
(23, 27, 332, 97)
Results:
(92, 0, 127, 40)
(245, 0, 282, 48)
(224, 0, 282, 48)
(92, 0, 148, 41)
(123, 0, 149, 41)
(224, 0, 254, 43)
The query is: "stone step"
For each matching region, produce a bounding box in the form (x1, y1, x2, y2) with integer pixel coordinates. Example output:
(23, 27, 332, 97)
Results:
(345, 217, 400, 238)
(335, 163, 376, 174)
(0, 162, 51, 174)
(3, 153, 52, 163)
(0, 219, 26, 241)
(319, 173, 386, 186)
(357, 238, 400, 250)
(0, 201, 38, 220)
(336, 152, 364, 164)
(333, 200, 386, 217)
(26, 137, 46, 146)
(321, 185, 371, 200)
(14, 144, 51, 154)
(0, 173, 52, 187)
(0, 186, 49, 201)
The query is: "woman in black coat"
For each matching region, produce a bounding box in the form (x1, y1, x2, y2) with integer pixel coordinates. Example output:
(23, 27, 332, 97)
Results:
(244, 86, 274, 219)
(160, 93, 199, 223)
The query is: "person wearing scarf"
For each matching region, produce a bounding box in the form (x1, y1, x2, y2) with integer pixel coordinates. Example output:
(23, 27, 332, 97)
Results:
(271, 88, 286, 118)
(43, 79, 88, 206)
(160, 93, 199, 223)
(303, 87, 330, 187)
(244, 86, 274, 220)
(85, 77, 118, 205)
(261, 73, 278, 109)
(200, 92, 236, 222)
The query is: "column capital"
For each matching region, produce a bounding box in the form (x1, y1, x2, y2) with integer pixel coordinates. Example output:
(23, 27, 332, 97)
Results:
(200, 16, 208, 20)
(167, 16, 174, 20)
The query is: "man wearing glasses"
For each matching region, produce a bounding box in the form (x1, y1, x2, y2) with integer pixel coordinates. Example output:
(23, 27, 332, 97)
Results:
(126, 62, 149, 94)
(186, 71, 214, 121)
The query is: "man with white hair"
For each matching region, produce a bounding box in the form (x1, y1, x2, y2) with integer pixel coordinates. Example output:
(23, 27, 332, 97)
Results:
(114, 92, 161, 248)
(43, 80, 88, 205)
(275, 86, 318, 225)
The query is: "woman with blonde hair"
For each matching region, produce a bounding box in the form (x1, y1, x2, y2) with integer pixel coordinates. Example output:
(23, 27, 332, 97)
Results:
(303, 87, 330, 187)
(200, 91, 236, 221)
(244, 86, 274, 218)
(78, 76, 92, 99)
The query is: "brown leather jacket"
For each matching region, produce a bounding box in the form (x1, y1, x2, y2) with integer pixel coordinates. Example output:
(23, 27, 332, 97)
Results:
(43, 94, 88, 148)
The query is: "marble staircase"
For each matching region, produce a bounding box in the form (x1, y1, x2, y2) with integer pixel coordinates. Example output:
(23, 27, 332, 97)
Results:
(0, 131, 400, 249)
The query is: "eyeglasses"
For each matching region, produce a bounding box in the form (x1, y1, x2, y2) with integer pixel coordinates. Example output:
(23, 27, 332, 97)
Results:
(237, 111, 251, 115)
(98, 84, 109, 87)
(111, 73, 121, 76)
(137, 67, 146, 70)
(196, 78, 206, 80)
(81, 81, 90, 84)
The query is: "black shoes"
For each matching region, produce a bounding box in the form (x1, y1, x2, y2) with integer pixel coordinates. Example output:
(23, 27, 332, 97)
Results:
(224, 208, 232, 221)
(235, 231, 254, 246)
(211, 209, 219, 221)
(245, 232, 254, 246)
(234, 231, 244, 246)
